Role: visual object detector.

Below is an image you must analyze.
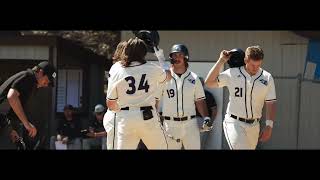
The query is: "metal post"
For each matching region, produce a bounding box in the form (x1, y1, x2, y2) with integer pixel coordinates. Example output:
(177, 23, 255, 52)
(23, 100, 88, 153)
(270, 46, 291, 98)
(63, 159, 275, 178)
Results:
(296, 73, 302, 149)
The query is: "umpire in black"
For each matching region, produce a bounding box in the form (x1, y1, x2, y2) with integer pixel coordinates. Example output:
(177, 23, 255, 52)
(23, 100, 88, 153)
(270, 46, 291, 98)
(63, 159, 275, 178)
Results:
(0, 61, 56, 148)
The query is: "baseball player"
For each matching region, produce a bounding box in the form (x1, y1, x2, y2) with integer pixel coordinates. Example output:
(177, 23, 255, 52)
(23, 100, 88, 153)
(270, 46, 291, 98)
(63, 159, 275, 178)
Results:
(103, 40, 127, 150)
(157, 44, 213, 150)
(106, 37, 172, 149)
(205, 45, 277, 149)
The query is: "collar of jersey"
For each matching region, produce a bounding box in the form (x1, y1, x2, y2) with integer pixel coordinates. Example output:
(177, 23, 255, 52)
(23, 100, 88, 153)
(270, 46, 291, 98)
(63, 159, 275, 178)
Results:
(128, 61, 145, 67)
(171, 68, 190, 79)
(240, 66, 262, 78)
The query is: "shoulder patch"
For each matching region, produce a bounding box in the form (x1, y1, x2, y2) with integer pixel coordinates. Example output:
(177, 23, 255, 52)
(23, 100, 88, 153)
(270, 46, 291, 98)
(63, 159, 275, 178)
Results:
(187, 78, 195, 84)
(259, 79, 268, 86)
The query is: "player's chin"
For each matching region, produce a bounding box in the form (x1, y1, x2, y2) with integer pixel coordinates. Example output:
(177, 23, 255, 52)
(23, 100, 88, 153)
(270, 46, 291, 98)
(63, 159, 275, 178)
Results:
(252, 70, 259, 74)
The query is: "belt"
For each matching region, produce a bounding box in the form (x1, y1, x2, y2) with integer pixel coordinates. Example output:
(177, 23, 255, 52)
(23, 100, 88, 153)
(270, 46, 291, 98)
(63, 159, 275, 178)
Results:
(163, 115, 196, 121)
(121, 106, 153, 111)
(230, 114, 259, 124)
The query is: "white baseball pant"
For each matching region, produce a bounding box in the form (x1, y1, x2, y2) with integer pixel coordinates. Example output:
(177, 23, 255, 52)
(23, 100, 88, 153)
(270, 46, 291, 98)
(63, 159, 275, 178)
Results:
(163, 117, 200, 149)
(223, 114, 260, 150)
(115, 108, 168, 150)
(103, 110, 116, 150)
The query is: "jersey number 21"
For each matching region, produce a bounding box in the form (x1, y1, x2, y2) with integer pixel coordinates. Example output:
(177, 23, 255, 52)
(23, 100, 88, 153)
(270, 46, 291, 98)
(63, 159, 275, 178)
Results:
(235, 87, 243, 97)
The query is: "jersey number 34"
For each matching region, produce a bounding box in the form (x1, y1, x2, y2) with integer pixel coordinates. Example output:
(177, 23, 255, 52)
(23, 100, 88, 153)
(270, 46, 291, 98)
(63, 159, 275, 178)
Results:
(125, 74, 150, 94)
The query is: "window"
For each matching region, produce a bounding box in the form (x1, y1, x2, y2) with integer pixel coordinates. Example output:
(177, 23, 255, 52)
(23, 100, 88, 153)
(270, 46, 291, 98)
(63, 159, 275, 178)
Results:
(56, 69, 83, 112)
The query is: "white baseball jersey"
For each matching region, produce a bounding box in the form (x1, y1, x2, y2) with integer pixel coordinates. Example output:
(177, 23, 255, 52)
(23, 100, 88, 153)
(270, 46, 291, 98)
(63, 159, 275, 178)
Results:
(217, 66, 276, 119)
(160, 69, 205, 117)
(107, 61, 167, 108)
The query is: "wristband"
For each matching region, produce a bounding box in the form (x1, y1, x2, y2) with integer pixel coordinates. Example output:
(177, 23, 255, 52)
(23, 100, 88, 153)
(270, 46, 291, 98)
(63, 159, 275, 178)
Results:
(266, 120, 273, 128)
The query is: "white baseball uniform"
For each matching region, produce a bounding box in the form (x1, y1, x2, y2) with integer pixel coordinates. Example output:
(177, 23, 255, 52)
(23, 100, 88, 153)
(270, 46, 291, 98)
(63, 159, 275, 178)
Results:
(103, 62, 122, 150)
(217, 66, 276, 149)
(107, 61, 168, 149)
(159, 69, 205, 149)
(103, 109, 116, 150)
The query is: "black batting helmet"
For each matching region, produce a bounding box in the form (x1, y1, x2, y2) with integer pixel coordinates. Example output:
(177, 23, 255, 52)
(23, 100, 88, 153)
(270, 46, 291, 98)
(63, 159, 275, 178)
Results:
(132, 30, 160, 53)
(169, 44, 189, 66)
(169, 44, 189, 60)
(228, 48, 245, 68)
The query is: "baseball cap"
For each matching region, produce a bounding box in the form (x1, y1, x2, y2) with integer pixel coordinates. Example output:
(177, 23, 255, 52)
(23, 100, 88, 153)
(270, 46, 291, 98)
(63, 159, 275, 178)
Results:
(64, 104, 74, 111)
(37, 61, 57, 87)
(94, 104, 105, 114)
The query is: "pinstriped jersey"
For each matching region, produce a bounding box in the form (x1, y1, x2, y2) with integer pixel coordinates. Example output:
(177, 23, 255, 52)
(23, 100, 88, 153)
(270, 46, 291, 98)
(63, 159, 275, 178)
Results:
(107, 61, 167, 108)
(217, 66, 276, 119)
(160, 69, 205, 117)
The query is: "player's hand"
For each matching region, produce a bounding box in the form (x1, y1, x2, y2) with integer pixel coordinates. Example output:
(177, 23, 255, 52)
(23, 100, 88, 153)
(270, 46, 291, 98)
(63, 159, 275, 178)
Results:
(62, 137, 69, 144)
(86, 132, 95, 138)
(9, 129, 20, 143)
(23, 122, 37, 138)
(219, 50, 232, 63)
(89, 127, 94, 133)
(57, 134, 62, 141)
(154, 47, 170, 71)
(154, 47, 166, 61)
(201, 117, 213, 132)
(259, 126, 273, 142)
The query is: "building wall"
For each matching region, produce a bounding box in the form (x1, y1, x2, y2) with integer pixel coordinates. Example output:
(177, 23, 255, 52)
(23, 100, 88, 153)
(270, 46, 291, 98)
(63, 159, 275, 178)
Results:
(0, 45, 49, 60)
(122, 31, 308, 76)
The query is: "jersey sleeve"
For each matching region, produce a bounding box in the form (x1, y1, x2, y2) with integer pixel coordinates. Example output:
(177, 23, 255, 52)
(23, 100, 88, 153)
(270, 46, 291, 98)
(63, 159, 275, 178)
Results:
(217, 69, 231, 88)
(154, 65, 167, 83)
(195, 77, 206, 101)
(107, 76, 120, 101)
(108, 62, 119, 78)
(155, 83, 164, 101)
(11, 74, 28, 94)
(265, 75, 277, 102)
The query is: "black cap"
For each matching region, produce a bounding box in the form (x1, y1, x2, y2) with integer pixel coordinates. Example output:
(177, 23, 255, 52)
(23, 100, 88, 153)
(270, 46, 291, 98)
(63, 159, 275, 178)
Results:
(64, 104, 74, 111)
(37, 61, 56, 87)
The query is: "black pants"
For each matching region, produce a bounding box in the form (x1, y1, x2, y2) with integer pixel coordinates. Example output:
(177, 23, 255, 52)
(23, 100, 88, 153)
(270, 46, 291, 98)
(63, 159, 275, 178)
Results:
(20, 122, 44, 150)
(2, 114, 41, 150)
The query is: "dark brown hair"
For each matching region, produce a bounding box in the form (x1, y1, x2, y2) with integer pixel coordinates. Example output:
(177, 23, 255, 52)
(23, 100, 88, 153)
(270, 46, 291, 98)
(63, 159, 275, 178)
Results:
(120, 37, 147, 67)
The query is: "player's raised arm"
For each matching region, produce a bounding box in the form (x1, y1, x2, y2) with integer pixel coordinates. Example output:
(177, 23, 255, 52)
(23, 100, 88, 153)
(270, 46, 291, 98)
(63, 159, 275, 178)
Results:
(154, 47, 172, 82)
(205, 50, 231, 88)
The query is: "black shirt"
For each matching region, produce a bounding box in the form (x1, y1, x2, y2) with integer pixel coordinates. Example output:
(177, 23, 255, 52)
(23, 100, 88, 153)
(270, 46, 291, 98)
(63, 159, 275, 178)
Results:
(57, 117, 82, 139)
(89, 116, 105, 133)
(196, 90, 217, 117)
(0, 69, 37, 120)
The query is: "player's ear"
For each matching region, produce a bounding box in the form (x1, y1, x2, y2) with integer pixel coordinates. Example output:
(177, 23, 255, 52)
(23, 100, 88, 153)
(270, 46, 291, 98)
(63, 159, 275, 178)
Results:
(244, 56, 249, 64)
(38, 69, 45, 76)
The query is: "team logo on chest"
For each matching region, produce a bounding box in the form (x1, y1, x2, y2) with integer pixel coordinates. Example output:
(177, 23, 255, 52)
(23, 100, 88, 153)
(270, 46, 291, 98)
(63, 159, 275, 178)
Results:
(187, 78, 195, 84)
(259, 79, 268, 86)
